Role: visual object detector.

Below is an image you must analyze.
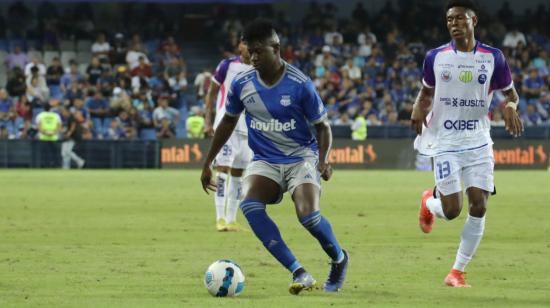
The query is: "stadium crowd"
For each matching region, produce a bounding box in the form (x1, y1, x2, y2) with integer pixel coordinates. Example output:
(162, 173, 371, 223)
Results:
(0, 1, 549, 141)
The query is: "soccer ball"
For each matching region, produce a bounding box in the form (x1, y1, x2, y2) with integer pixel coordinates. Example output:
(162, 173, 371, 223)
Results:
(204, 259, 245, 297)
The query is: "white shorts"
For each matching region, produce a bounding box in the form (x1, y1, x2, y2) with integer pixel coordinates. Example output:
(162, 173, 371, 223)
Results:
(433, 145, 495, 196)
(214, 132, 252, 170)
(243, 158, 321, 204)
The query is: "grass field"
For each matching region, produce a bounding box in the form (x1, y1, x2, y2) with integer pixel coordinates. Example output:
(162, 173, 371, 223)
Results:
(1, 170, 549, 307)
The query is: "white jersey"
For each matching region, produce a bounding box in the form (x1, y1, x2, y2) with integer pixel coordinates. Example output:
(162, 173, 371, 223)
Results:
(414, 40, 513, 156)
(212, 56, 252, 135)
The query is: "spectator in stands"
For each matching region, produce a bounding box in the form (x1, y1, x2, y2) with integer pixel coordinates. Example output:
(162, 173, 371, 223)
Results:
(341, 58, 362, 82)
(97, 68, 116, 97)
(24, 56, 46, 78)
(109, 87, 132, 114)
(522, 104, 543, 126)
(397, 101, 413, 125)
(86, 90, 110, 139)
(153, 95, 179, 134)
(193, 68, 211, 102)
(116, 109, 137, 139)
(137, 99, 154, 129)
(86, 56, 104, 86)
(60, 106, 85, 169)
(46, 57, 64, 98)
(131, 56, 153, 78)
(522, 68, 545, 103)
(333, 111, 353, 127)
(26, 66, 48, 92)
(106, 116, 125, 140)
(502, 27, 527, 49)
(0, 89, 16, 139)
(60, 61, 84, 94)
(6, 67, 27, 98)
(91, 32, 111, 62)
(126, 43, 150, 70)
(15, 95, 32, 139)
(71, 98, 92, 139)
(4, 45, 28, 70)
(26, 76, 50, 107)
(186, 106, 204, 139)
(63, 81, 84, 106)
(111, 33, 128, 65)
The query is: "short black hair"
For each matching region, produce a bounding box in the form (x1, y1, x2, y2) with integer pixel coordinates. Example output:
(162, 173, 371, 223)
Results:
(446, 0, 478, 14)
(243, 19, 276, 44)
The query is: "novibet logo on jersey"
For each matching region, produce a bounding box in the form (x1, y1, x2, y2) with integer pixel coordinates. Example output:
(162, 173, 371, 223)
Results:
(459, 71, 473, 83)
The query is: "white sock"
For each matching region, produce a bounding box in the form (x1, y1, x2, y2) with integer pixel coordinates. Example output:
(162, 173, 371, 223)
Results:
(226, 175, 242, 224)
(453, 214, 486, 271)
(426, 197, 448, 220)
(215, 172, 228, 221)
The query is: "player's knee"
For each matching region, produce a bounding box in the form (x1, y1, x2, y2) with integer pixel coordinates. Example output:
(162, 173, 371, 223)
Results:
(443, 205, 461, 220)
(469, 203, 486, 218)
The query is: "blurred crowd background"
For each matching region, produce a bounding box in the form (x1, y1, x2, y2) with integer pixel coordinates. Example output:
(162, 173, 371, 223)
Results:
(0, 0, 549, 142)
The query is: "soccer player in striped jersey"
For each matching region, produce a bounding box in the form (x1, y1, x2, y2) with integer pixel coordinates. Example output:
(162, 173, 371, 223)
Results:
(201, 19, 348, 294)
(204, 38, 253, 232)
(412, 0, 523, 287)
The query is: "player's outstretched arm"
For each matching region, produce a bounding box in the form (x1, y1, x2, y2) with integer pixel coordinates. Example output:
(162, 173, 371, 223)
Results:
(502, 87, 524, 137)
(204, 82, 221, 137)
(411, 85, 434, 134)
(315, 120, 333, 181)
(200, 114, 238, 194)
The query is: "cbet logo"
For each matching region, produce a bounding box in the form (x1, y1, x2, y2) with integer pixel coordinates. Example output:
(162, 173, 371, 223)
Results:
(459, 71, 473, 83)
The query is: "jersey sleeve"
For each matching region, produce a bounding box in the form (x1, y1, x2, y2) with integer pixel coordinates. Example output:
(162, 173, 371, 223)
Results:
(301, 80, 327, 124)
(225, 79, 244, 117)
(422, 49, 437, 88)
(212, 59, 231, 85)
(490, 50, 513, 92)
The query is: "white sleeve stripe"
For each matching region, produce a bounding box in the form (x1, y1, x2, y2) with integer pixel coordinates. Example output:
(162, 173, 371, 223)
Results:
(225, 111, 241, 117)
(422, 79, 434, 88)
(500, 81, 514, 92)
(311, 112, 328, 124)
(210, 76, 221, 85)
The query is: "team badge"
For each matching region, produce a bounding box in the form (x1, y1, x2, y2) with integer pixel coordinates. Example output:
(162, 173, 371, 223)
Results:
(478, 74, 487, 84)
(441, 70, 452, 82)
(280, 95, 291, 106)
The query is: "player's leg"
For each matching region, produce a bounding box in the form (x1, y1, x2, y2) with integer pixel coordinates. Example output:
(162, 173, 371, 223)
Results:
(446, 155, 493, 287)
(419, 155, 463, 233)
(212, 143, 233, 231)
(240, 162, 309, 294)
(214, 165, 230, 231)
(225, 134, 252, 231)
(288, 159, 347, 292)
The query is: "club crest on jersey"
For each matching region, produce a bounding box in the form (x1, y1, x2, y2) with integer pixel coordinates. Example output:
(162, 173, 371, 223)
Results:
(280, 95, 291, 106)
(441, 70, 452, 82)
(459, 71, 473, 83)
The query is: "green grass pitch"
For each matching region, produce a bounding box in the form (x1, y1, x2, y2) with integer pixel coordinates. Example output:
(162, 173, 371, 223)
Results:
(1, 170, 549, 307)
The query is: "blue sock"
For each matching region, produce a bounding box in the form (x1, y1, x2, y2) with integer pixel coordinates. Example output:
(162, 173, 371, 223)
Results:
(300, 211, 344, 262)
(240, 199, 301, 273)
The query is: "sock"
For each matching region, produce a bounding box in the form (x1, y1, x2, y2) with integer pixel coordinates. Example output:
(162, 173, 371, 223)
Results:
(453, 214, 486, 271)
(226, 175, 242, 224)
(215, 172, 228, 221)
(300, 211, 344, 263)
(426, 197, 448, 220)
(240, 199, 301, 273)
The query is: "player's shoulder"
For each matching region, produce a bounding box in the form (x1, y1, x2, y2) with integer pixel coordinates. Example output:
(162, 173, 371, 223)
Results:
(476, 41, 504, 57)
(285, 63, 310, 85)
(231, 67, 256, 89)
(426, 42, 454, 58)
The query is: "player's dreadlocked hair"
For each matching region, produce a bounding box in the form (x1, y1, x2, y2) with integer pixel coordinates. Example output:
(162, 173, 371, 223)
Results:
(243, 19, 277, 44)
(445, 0, 478, 14)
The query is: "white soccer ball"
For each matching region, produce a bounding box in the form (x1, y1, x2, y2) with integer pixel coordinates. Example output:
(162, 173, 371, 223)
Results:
(204, 260, 245, 297)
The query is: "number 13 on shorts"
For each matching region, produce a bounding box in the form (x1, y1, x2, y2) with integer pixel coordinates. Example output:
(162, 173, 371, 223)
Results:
(436, 161, 451, 179)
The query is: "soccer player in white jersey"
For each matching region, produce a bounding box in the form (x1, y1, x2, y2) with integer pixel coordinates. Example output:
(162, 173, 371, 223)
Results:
(204, 39, 253, 232)
(201, 19, 348, 294)
(412, 0, 523, 287)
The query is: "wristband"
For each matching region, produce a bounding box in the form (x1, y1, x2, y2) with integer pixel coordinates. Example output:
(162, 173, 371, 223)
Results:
(505, 101, 518, 110)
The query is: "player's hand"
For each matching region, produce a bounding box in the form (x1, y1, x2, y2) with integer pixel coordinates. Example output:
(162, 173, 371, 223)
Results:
(204, 125, 214, 138)
(503, 106, 523, 138)
(200, 164, 217, 194)
(411, 104, 428, 135)
(318, 162, 332, 181)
